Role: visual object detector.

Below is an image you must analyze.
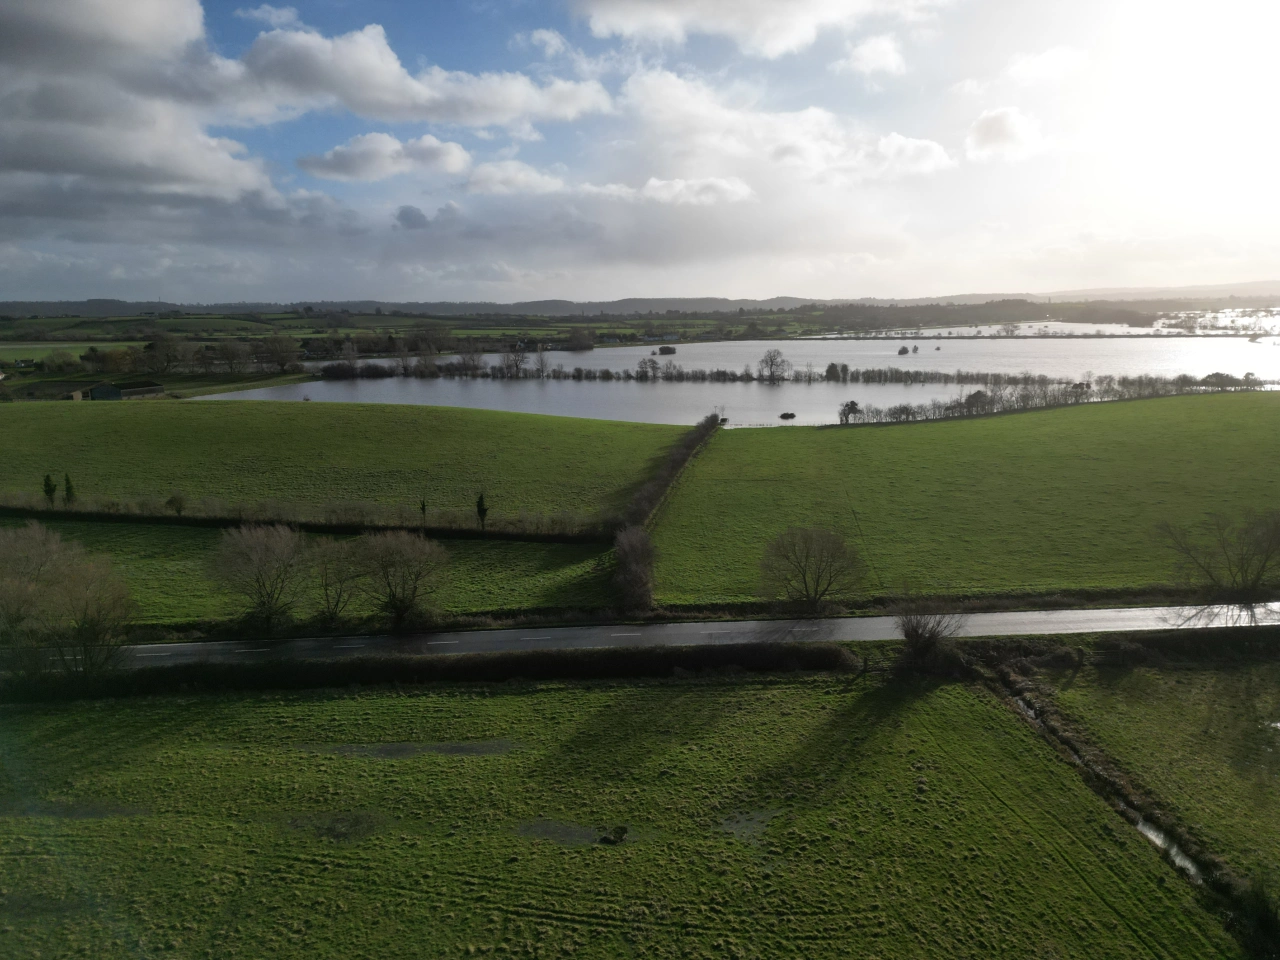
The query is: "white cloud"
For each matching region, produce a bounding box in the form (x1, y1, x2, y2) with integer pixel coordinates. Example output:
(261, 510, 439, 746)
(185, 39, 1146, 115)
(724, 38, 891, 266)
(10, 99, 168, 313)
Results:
(1007, 46, 1088, 85)
(467, 160, 566, 195)
(834, 34, 906, 76)
(297, 133, 470, 181)
(234, 5, 300, 29)
(237, 25, 613, 128)
(965, 107, 1042, 162)
(583, 176, 755, 204)
(622, 70, 952, 184)
(574, 0, 949, 57)
(530, 28, 569, 58)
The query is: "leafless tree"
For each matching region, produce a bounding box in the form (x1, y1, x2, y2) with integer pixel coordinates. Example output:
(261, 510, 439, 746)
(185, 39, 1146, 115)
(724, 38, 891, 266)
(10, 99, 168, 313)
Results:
(213, 524, 307, 628)
(614, 526, 655, 610)
(760, 527, 864, 610)
(894, 601, 967, 656)
(459, 341, 485, 375)
(1159, 510, 1280, 604)
(261, 335, 300, 372)
(217, 340, 252, 374)
(41, 557, 132, 677)
(757, 348, 792, 385)
(500, 347, 528, 378)
(310, 538, 363, 623)
(533, 345, 551, 379)
(0, 522, 66, 678)
(359, 531, 448, 628)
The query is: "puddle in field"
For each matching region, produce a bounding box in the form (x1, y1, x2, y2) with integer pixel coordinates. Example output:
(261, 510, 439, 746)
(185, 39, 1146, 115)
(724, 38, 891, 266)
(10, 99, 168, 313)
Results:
(298, 739, 517, 759)
(516, 820, 605, 847)
(286, 811, 386, 842)
(719, 810, 780, 843)
(1134, 819, 1203, 883)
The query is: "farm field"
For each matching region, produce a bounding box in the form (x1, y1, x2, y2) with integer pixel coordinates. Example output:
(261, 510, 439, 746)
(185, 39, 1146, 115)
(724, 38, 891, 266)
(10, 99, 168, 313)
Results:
(1045, 662, 1280, 886)
(0, 402, 682, 528)
(0, 676, 1242, 959)
(0, 519, 611, 623)
(652, 392, 1280, 604)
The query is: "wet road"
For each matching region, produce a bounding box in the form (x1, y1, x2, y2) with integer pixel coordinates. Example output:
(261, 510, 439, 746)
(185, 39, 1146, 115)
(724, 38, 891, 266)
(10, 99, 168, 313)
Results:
(121, 603, 1278, 668)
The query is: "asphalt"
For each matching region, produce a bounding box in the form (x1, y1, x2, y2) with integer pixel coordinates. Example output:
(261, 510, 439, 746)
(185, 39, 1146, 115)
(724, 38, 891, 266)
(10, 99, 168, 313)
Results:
(120, 602, 1279, 668)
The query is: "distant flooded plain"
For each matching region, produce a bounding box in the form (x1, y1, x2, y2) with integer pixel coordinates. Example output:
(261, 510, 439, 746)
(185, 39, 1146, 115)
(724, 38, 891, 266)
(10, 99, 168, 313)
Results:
(208, 335, 1280, 426)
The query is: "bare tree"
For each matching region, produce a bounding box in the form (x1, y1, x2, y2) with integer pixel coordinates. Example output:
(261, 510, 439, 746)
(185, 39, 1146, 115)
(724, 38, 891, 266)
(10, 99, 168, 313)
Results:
(614, 526, 655, 611)
(757, 348, 792, 385)
(893, 598, 968, 673)
(459, 341, 485, 375)
(213, 524, 307, 628)
(760, 527, 864, 609)
(0, 522, 66, 678)
(310, 538, 363, 623)
(500, 347, 528, 378)
(261, 335, 300, 372)
(217, 340, 252, 374)
(42, 557, 132, 677)
(359, 532, 448, 628)
(533, 345, 551, 379)
(1159, 510, 1280, 604)
(838, 400, 860, 424)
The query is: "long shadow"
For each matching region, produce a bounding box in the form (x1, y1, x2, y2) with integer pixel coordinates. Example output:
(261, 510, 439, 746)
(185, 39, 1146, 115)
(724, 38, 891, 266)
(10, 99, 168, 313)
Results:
(727, 677, 935, 815)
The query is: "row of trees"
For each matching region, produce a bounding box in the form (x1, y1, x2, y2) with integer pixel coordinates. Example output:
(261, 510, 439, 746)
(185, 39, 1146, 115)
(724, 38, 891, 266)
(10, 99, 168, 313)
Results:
(43, 335, 307, 377)
(215, 526, 448, 630)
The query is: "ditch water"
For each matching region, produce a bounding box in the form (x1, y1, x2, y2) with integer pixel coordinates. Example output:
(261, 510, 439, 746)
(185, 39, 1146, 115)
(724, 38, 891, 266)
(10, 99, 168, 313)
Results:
(206, 335, 1280, 426)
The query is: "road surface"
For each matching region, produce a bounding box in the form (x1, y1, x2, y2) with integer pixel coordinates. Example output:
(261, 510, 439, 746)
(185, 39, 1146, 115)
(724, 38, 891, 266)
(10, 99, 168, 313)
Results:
(121, 603, 1277, 668)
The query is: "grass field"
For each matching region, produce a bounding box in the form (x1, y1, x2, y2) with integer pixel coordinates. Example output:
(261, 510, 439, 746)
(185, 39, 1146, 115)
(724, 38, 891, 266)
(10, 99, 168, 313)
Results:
(0, 519, 611, 623)
(652, 393, 1280, 604)
(0, 676, 1241, 958)
(1045, 662, 1280, 887)
(0, 402, 682, 528)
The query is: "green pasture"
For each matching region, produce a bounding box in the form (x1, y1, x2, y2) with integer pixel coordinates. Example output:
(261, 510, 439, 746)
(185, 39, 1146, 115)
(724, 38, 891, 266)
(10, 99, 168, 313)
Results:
(0, 402, 682, 527)
(0, 519, 610, 623)
(0, 342, 145, 362)
(0, 677, 1240, 958)
(1046, 662, 1280, 885)
(652, 393, 1280, 604)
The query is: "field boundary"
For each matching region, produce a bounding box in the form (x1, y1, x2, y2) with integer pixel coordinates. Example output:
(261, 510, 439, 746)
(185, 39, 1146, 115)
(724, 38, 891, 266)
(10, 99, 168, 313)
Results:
(0, 504, 613, 544)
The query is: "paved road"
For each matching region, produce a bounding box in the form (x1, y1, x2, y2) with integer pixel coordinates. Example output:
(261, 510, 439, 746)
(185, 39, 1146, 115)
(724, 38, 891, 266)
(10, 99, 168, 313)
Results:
(121, 603, 1279, 668)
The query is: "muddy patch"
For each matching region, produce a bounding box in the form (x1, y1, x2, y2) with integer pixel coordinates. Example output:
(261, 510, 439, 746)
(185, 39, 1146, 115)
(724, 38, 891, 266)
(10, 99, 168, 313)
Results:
(298, 740, 517, 759)
(719, 810, 780, 843)
(286, 811, 386, 843)
(517, 820, 604, 847)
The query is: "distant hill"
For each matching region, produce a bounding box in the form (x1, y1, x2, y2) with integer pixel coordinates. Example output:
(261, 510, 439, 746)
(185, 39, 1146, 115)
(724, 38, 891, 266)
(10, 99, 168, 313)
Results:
(3, 280, 1278, 318)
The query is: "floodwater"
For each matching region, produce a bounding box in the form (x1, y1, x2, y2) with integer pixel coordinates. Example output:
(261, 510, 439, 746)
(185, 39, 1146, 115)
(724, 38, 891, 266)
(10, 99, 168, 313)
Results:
(207, 335, 1280, 426)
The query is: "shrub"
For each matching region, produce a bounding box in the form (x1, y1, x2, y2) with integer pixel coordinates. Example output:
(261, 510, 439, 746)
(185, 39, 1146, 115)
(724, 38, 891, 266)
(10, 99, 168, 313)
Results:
(893, 599, 968, 675)
(614, 526, 655, 610)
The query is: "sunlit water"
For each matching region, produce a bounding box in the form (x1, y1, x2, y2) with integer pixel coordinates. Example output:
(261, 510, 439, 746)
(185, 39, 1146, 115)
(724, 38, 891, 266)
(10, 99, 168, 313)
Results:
(207, 336, 1280, 426)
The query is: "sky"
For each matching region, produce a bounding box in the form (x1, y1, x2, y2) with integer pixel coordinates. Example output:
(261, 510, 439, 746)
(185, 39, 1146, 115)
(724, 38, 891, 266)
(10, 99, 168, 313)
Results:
(1, 0, 1278, 303)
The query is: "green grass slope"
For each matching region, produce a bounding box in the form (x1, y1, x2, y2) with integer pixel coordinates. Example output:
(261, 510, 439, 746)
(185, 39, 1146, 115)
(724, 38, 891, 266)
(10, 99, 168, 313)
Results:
(3, 519, 610, 623)
(0, 402, 682, 526)
(653, 393, 1280, 603)
(0, 677, 1240, 959)
(1048, 663, 1280, 885)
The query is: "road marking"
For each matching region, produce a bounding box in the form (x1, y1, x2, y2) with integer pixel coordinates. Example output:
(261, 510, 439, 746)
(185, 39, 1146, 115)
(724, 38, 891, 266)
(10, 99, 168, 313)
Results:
(135, 651, 172, 657)
(427, 640, 458, 645)
(703, 631, 730, 635)
(520, 636, 552, 641)
(611, 633, 641, 637)
(242, 648, 271, 653)
(334, 644, 365, 649)
(790, 628, 818, 632)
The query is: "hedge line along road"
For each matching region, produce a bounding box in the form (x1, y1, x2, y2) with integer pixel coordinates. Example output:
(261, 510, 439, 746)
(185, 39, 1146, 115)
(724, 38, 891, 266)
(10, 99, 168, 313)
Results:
(121, 603, 1279, 667)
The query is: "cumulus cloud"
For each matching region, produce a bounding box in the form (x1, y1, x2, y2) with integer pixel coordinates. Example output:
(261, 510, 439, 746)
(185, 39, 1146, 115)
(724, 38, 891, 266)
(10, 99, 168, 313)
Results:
(395, 204, 430, 229)
(1007, 46, 1088, 85)
(236, 25, 612, 128)
(622, 70, 952, 183)
(529, 28, 569, 58)
(965, 107, 1042, 162)
(298, 133, 470, 181)
(834, 34, 906, 76)
(235, 5, 299, 29)
(574, 0, 949, 58)
(467, 160, 566, 195)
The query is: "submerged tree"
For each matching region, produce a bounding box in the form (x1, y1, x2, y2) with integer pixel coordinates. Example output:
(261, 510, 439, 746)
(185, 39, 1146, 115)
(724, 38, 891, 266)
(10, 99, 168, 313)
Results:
(757, 349, 792, 385)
